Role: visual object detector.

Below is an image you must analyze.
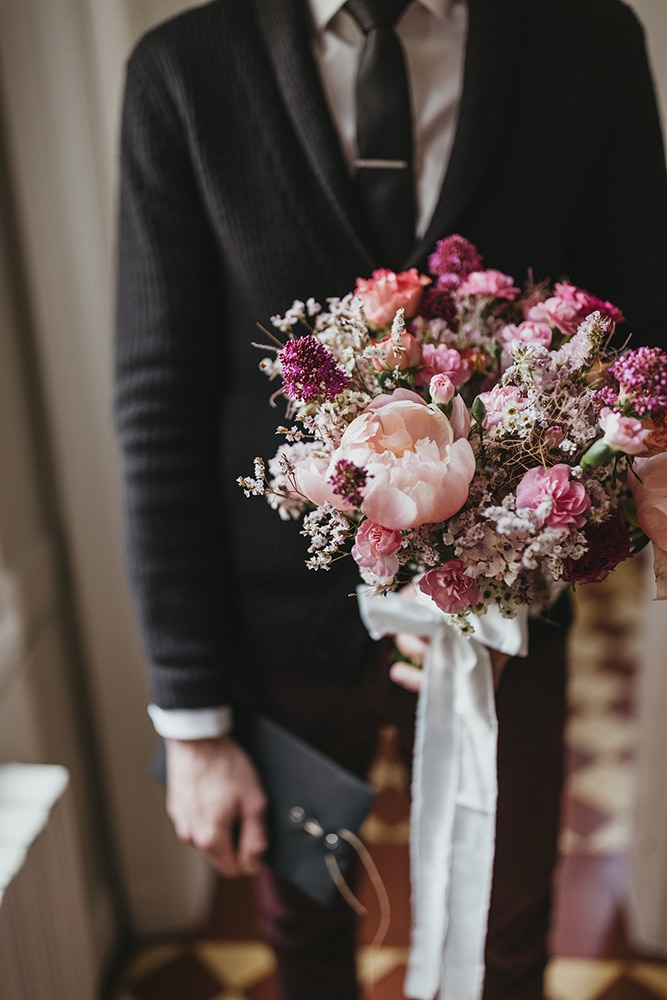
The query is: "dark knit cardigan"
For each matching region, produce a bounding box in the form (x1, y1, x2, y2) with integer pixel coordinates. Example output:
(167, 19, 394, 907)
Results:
(114, 0, 667, 710)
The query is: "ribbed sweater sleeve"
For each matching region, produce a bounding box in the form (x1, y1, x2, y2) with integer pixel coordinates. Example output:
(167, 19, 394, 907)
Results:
(114, 40, 232, 709)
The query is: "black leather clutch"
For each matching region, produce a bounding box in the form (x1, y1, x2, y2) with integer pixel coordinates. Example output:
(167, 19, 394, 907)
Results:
(247, 714, 377, 906)
(152, 714, 377, 906)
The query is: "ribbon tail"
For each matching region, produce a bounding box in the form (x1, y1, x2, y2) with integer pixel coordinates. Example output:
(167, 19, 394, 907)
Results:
(405, 629, 458, 1000)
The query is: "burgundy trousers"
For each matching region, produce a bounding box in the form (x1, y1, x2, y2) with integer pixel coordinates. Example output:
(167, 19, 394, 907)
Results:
(246, 615, 568, 1000)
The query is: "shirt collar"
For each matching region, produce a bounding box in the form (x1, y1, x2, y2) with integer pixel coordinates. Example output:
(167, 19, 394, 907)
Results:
(307, 0, 458, 33)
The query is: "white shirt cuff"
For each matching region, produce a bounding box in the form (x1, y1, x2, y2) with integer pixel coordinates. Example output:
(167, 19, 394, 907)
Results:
(147, 704, 233, 740)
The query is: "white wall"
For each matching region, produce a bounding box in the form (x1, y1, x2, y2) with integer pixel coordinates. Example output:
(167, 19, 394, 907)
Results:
(0, 0, 215, 973)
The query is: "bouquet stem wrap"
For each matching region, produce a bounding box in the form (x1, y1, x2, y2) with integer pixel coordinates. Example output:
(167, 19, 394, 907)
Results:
(357, 589, 528, 1000)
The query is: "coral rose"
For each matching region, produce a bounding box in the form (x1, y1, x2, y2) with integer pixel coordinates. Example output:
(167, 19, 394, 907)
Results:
(354, 267, 431, 329)
(301, 389, 475, 530)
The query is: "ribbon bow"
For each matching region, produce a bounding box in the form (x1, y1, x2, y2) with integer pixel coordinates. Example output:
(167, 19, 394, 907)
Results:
(357, 588, 528, 1000)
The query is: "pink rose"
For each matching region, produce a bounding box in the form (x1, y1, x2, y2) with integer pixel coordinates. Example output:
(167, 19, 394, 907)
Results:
(598, 407, 650, 455)
(352, 520, 403, 585)
(500, 321, 553, 353)
(515, 464, 590, 530)
(415, 344, 470, 387)
(553, 282, 625, 326)
(418, 560, 481, 614)
(539, 295, 582, 336)
(457, 269, 520, 300)
(354, 267, 431, 329)
(629, 453, 667, 599)
(302, 388, 475, 530)
(429, 373, 455, 405)
(371, 330, 423, 372)
(531, 283, 625, 336)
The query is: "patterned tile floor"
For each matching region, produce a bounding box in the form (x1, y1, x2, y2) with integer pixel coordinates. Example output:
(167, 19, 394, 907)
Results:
(108, 557, 667, 1000)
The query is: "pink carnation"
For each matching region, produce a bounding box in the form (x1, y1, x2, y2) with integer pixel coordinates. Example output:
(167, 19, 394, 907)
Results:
(515, 464, 590, 530)
(457, 269, 520, 300)
(354, 267, 431, 329)
(352, 520, 403, 586)
(418, 560, 481, 615)
(598, 407, 650, 456)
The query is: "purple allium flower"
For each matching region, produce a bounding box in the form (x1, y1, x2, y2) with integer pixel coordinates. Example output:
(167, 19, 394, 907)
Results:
(280, 335, 350, 402)
(428, 234, 483, 285)
(328, 459, 368, 507)
(417, 287, 459, 331)
(598, 346, 667, 416)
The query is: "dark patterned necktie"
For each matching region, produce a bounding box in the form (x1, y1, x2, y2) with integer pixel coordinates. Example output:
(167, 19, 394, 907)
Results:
(344, 0, 416, 270)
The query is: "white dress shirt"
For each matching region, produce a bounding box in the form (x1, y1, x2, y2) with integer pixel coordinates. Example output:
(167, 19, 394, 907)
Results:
(149, 0, 468, 741)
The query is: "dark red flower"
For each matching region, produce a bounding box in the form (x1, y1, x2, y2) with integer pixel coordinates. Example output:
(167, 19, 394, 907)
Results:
(562, 512, 632, 585)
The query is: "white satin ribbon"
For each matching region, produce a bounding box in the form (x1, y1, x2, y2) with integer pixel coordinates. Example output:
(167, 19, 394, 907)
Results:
(357, 588, 528, 1000)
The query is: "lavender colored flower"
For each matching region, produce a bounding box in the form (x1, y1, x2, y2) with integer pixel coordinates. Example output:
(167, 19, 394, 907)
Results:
(598, 345, 667, 416)
(428, 235, 483, 287)
(328, 459, 368, 507)
(280, 335, 350, 402)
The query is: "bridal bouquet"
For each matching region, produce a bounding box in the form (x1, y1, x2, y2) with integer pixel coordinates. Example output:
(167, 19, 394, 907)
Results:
(238, 235, 667, 627)
(238, 234, 667, 1000)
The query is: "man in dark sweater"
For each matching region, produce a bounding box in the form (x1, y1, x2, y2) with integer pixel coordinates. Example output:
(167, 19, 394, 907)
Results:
(114, 1, 667, 997)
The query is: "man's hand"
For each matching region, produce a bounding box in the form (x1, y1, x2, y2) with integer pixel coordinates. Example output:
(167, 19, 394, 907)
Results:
(390, 632, 510, 692)
(165, 735, 268, 877)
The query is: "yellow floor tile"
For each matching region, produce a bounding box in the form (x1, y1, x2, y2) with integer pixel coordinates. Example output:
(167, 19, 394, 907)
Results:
(545, 958, 624, 1000)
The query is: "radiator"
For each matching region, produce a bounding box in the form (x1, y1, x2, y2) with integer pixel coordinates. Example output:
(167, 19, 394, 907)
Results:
(0, 763, 97, 1000)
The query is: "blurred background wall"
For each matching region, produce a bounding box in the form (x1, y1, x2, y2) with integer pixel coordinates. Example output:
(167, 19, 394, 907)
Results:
(0, 0, 664, 991)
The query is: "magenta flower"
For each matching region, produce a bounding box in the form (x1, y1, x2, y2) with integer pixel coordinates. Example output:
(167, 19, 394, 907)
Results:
(427, 235, 483, 290)
(515, 464, 589, 530)
(418, 559, 481, 615)
(328, 459, 368, 508)
(280, 336, 350, 402)
(598, 346, 667, 417)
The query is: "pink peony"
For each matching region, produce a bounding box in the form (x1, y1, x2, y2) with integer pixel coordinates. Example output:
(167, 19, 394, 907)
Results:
(457, 269, 520, 300)
(354, 268, 431, 329)
(418, 560, 481, 615)
(629, 453, 667, 599)
(371, 330, 423, 372)
(598, 407, 650, 455)
(448, 395, 471, 441)
(352, 520, 403, 585)
(300, 389, 475, 530)
(515, 464, 590, 530)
